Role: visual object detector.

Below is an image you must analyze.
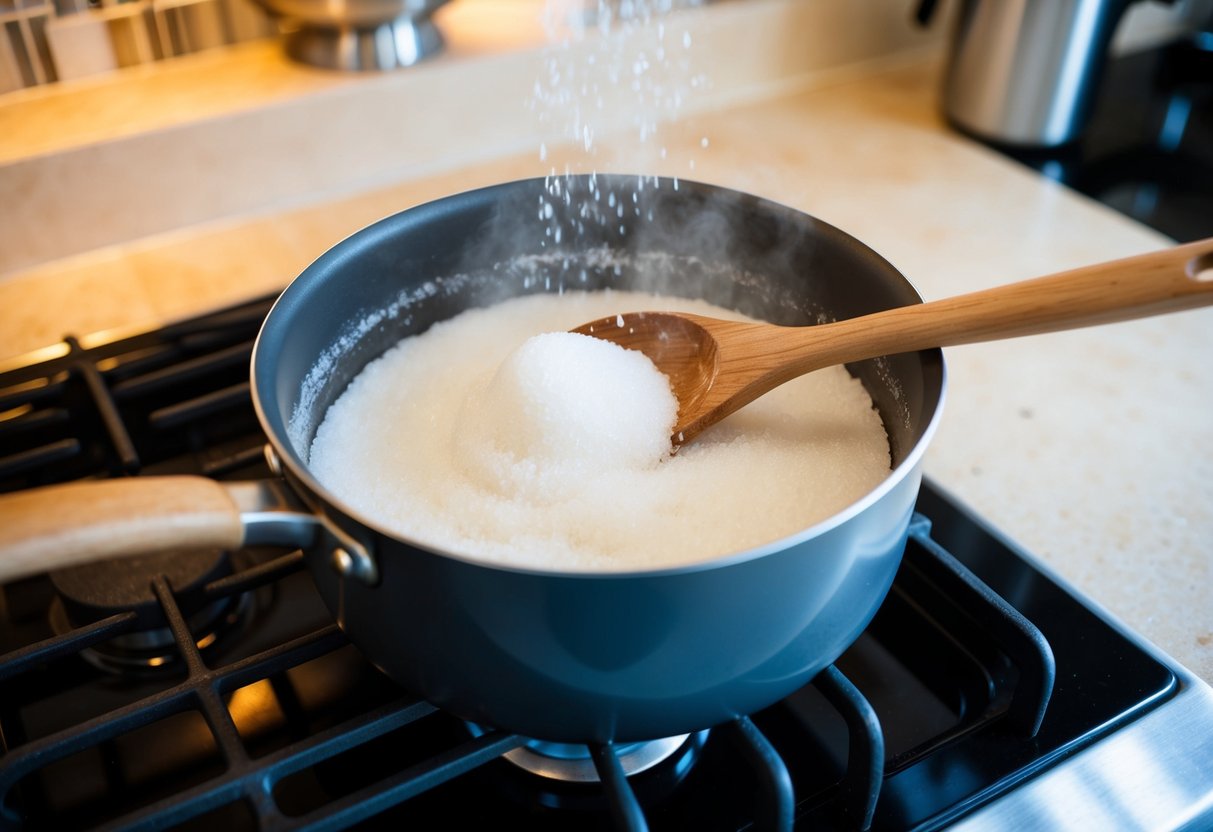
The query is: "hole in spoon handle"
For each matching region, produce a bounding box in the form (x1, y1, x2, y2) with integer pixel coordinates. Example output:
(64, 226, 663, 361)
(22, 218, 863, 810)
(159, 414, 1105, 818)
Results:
(1189, 251, 1213, 283)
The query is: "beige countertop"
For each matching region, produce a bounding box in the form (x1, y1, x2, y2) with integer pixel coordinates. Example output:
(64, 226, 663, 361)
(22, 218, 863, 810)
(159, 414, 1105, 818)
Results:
(1, 0, 1210, 684)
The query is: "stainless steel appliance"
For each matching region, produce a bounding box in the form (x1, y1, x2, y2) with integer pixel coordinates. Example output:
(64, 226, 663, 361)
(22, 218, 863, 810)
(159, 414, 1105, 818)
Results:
(993, 28, 1213, 242)
(922, 0, 1139, 148)
(918, 0, 1212, 241)
(252, 0, 452, 70)
(0, 295, 1211, 830)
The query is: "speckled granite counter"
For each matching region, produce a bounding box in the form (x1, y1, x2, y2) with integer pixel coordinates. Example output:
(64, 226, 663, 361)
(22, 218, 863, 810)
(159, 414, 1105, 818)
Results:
(1, 0, 1210, 685)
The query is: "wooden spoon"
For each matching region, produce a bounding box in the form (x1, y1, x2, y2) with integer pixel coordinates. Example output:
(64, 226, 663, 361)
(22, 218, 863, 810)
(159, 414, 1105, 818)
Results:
(573, 237, 1213, 446)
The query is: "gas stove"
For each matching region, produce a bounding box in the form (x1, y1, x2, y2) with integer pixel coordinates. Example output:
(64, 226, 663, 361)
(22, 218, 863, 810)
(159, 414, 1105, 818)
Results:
(1, 295, 1212, 830)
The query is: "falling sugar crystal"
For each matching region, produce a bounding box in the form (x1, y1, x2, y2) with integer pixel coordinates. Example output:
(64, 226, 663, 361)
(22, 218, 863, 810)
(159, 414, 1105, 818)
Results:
(528, 0, 711, 247)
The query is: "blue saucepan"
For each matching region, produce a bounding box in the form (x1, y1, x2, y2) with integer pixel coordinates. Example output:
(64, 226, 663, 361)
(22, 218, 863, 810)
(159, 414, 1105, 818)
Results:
(0, 176, 946, 743)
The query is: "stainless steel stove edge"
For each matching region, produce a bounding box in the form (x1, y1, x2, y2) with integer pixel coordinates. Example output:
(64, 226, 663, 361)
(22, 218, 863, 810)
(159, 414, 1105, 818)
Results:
(922, 480, 1213, 832)
(947, 669, 1213, 831)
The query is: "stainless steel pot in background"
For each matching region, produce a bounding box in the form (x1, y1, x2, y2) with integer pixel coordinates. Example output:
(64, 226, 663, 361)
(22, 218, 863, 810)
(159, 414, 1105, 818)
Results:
(919, 0, 1137, 147)
(253, 0, 452, 70)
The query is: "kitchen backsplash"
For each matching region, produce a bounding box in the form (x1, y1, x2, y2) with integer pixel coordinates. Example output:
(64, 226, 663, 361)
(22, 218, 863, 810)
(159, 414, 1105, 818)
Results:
(5, 0, 1207, 94)
(0, 0, 273, 90)
(0, 0, 720, 90)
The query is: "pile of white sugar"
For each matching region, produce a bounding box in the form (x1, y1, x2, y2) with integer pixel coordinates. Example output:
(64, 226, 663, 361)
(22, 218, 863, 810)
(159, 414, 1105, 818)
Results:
(308, 291, 891, 572)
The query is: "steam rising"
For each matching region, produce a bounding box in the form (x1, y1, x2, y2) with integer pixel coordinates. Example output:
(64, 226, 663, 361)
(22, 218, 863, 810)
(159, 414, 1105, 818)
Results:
(286, 175, 851, 465)
(282, 6, 915, 468)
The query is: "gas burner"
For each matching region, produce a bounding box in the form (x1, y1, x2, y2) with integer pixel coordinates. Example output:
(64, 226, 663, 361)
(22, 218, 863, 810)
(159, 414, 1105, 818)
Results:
(494, 731, 707, 782)
(47, 548, 252, 673)
(470, 728, 711, 820)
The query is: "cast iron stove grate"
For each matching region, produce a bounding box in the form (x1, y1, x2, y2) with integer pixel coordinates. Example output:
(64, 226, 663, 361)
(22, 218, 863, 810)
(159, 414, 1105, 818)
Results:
(0, 297, 1177, 830)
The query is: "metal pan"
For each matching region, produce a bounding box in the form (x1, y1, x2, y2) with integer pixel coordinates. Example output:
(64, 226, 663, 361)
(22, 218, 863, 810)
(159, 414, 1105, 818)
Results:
(0, 176, 945, 743)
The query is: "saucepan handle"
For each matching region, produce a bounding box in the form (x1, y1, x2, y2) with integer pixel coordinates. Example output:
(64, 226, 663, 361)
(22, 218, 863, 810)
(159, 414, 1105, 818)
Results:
(0, 476, 332, 585)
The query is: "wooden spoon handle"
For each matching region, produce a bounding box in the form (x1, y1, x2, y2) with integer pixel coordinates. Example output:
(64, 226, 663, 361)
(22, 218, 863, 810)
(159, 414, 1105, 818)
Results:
(788, 236, 1213, 374)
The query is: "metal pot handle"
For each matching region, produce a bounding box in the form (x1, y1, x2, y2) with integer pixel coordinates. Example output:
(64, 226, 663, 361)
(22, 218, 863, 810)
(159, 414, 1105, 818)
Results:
(0, 475, 377, 585)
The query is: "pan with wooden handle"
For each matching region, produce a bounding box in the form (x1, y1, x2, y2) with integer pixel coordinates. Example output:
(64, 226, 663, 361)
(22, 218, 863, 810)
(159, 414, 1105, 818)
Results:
(1, 177, 1208, 747)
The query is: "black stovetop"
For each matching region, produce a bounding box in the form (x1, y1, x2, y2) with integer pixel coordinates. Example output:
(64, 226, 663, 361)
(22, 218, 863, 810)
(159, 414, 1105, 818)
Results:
(0, 296, 1179, 830)
(994, 34, 1213, 242)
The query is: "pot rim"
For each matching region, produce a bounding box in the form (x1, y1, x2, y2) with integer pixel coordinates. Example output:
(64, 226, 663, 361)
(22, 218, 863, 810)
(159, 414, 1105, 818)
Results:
(250, 176, 948, 580)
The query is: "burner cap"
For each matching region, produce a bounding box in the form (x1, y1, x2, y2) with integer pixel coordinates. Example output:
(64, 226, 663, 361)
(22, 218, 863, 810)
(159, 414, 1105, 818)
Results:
(51, 548, 232, 627)
(48, 548, 255, 674)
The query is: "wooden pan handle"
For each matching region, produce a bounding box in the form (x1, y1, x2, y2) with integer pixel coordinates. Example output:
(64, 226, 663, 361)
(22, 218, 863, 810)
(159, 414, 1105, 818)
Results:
(0, 476, 245, 584)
